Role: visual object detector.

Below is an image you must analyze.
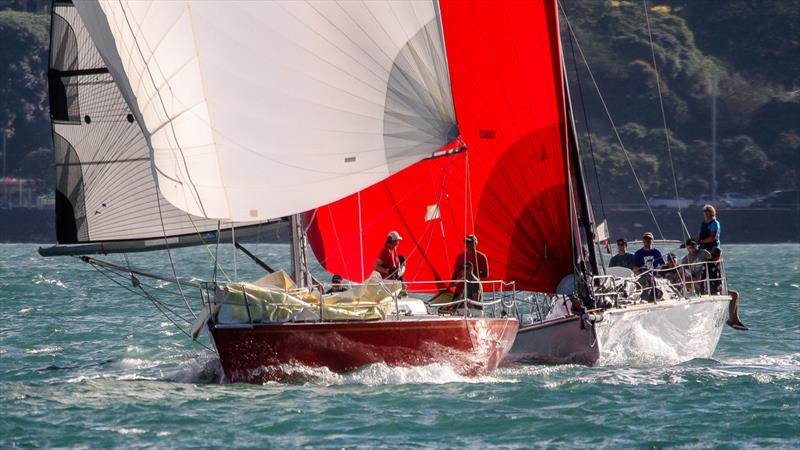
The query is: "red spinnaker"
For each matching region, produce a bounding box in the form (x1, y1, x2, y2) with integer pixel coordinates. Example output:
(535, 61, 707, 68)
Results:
(307, 0, 574, 293)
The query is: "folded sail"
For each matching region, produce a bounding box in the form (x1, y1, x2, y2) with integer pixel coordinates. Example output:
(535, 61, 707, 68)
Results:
(73, 0, 457, 222)
(47, 1, 268, 252)
(307, 0, 574, 293)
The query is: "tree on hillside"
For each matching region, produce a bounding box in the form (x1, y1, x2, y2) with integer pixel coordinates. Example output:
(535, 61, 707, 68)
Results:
(0, 10, 50, 177)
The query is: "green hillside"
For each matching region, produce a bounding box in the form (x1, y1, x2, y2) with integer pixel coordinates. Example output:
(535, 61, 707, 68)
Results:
(0, 1, 797, 205)
(562, 0, 798, 204)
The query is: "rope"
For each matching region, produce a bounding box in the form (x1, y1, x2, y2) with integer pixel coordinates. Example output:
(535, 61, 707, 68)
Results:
(559, 5, 665, 239)
(186, 214, 231, 282)
(155, 190, 196, 319)
(642, 0, 689, 239)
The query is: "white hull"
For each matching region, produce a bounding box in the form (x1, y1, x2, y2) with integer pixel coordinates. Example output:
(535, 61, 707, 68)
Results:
(596, 295, 730, 365)
(505, 295, 731, 366)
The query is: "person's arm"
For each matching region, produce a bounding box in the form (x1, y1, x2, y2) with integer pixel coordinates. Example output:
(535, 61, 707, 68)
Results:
(373, 259, 385, 274)
(654, 250, 665, 268)
(374, 258, 390, 277)
(633, 252, 643, 272)
(699, 232, 717, 244)
(479, 253, 489, 279)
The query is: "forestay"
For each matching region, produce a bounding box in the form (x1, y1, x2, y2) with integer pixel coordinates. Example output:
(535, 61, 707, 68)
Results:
(73, 0, 457, 222)
(48, 0, 234, 247)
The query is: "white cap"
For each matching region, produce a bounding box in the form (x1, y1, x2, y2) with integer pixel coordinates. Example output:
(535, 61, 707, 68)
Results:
(387, 230, 403, 241)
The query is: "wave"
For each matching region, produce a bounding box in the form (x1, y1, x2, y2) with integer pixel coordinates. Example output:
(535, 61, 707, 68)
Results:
(259, 362, 512, 387)
(157, 354, 516, 386)
(538, 353, 800, 389)
(25, 346, 62, 355)
(32, 274, 68, 289)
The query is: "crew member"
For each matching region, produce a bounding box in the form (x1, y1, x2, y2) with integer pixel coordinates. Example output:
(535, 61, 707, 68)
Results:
(633, 232, 664, 275)
(374, 231, 403, 279)
(696, 204, 721, 252)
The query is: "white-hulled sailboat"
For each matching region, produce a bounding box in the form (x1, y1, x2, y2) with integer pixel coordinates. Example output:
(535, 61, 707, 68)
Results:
(306, 0, 734, 367)
(40, 0, 519, 383)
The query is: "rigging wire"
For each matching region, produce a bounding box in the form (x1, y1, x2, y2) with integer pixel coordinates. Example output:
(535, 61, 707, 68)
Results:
(85, 259, 213, 351)
(558, 3, 666, 239)
(155, 192, 197, 319)
(186, 214, 231, 282)
(642, 0, 691, 239)
(563, 0, 608, 226)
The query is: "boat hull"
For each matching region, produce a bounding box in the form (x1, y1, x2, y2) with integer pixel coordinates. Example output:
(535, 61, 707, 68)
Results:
(505, 315, 600, 365)
(209, 317, 519, 383)
(505, 296, 731, 366)
(596, 296, 730, 365)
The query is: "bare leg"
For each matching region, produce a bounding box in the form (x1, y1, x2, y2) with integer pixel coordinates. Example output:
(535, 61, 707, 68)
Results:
(726, 289, 748, 330)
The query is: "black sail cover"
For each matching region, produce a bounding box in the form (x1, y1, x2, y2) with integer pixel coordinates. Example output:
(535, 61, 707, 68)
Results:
(43, 1, 278, 256)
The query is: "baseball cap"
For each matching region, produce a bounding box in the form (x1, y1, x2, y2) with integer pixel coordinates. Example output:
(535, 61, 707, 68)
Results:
(685, 239, 697, 246)
(642, 232, 654, 239)
(387, 230, 403, 241)
(465, 234, 478, 245)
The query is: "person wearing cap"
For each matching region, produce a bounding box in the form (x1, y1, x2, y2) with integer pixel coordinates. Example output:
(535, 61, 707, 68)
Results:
(695, 204, 721, 252)
(680, 238, 711, 293)
(633, 232, 664, 275)
(609, 238, 636, 270)
(453, 235, 489, 280)
(374, 231, 403, 279)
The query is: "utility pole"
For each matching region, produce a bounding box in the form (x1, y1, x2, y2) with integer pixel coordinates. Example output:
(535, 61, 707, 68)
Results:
(2, 129, 6, 207)
(711, 74, 718, 202)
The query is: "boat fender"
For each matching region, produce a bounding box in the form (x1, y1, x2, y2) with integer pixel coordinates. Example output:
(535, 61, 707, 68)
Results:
(588, 313, 604, 323)
(580, 312, 592, 330)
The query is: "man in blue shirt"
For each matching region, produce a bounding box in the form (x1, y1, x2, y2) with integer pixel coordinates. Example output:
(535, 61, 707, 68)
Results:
(696, 204, 721, 251)
(633, 232, 664, 275)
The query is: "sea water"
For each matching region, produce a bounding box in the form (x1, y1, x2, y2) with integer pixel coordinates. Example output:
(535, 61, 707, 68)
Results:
(1, 243, 798, 448)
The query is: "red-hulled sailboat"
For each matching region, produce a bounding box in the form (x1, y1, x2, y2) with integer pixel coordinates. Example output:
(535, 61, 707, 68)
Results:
(308, 0, 592, 363)
(41, 0, 519, 383)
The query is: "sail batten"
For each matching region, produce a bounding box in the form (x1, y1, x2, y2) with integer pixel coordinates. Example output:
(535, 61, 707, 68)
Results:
(73, 0, 457, 222)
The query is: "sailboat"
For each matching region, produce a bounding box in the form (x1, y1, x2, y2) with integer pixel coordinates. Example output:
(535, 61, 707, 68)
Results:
(309, 0, 733, 366)
(40, 0, 519, 383)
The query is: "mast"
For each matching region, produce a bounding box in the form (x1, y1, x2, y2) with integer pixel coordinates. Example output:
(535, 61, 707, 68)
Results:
(289, 213, 310, 288)
(711, 73, 718, 202)
(563, 77, 599, 276)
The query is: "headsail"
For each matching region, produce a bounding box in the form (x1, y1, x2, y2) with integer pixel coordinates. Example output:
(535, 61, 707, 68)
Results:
(45, 1, 274, 255)
(307, 0, 574, 293)
(72, 0, 457, 222)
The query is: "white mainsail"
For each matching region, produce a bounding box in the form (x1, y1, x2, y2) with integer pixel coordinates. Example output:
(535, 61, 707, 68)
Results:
(48, 1, 236, 245)
(74, 0, 457, 222)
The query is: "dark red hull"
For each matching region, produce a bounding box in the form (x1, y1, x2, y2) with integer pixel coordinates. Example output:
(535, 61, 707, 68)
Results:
(209, 317, 519, 383)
